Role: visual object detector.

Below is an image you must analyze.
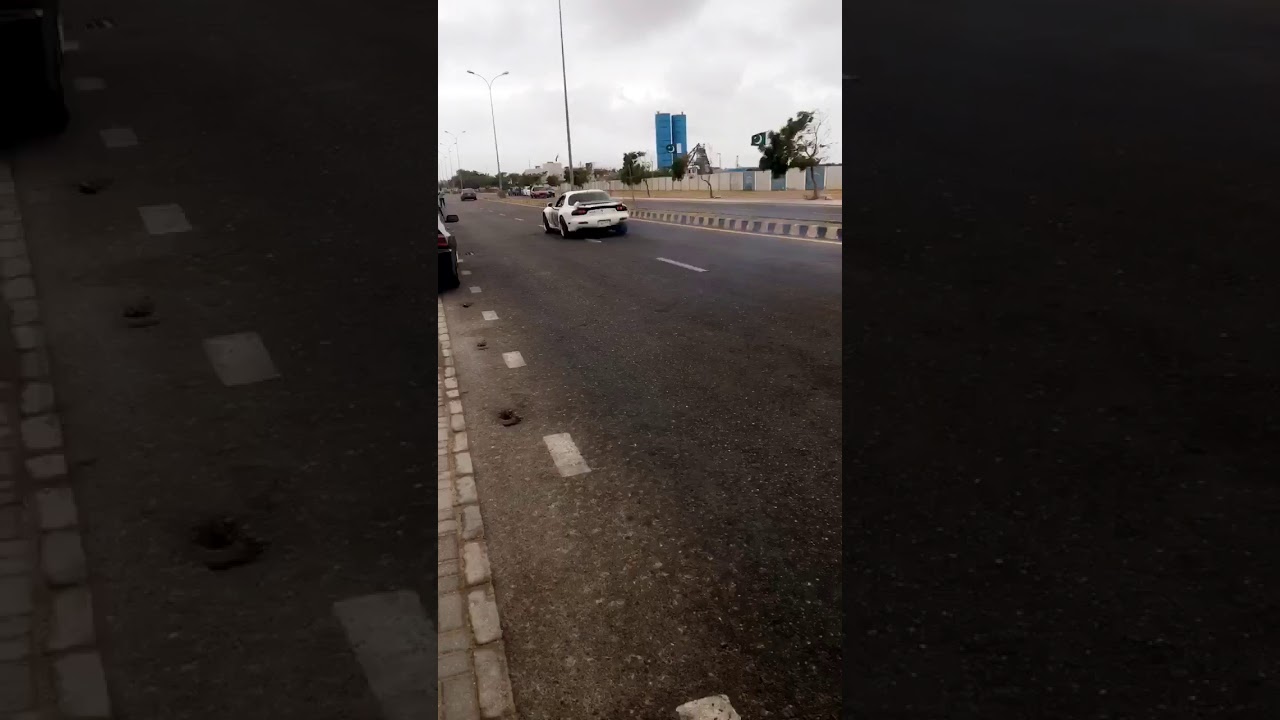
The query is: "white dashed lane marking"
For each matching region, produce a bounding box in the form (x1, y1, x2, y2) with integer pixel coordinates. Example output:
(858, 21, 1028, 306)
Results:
(543, 433, 590, 477)
(333, 591, 436, 719)
(481, 311, 498, 321)
(203, 332, 280, 386)
(656, 257, 707, 273)
(138, 204, 192, 235)
(99, 127, 138, 148)
(502, 351, 525, 369)
(469, 286, 482, 294)
(460, 270, 472, 276)
(586, 239, 602, 243)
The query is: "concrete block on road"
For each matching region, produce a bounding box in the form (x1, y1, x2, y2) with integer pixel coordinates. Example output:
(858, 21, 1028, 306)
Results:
(462, 542, 490, 586)
(0, 508, 21, 541)
(19, 383, 54, 416)
(450, 414, 465, 433)
(11, 326, 42, 352)
(461, 505, 483, 541)
(48, 586, 95, 651)
(18, 351, 48, 380)
(20, 414, 62, 451)
(438, 534, 458, 564)
(41, 531, 87, 586)
(0, 576, 31, 616)
(454, 452, 473, 476)
(2, 277, 34, 302)
(452, 432, 468, 453)
(467, 587, 502, 645)
(0, 541, 28, 576)
(8, 300, 37, 327)
(441, 672, 479, 720)
(438, 650, 469, 680)
(439, 628, 469, 655)
(456, 475, 477, 505)
(36, 488, 78, 530)
(474, 645, 516, 719)
(0, 660, 33, 714)
(0, 258, 28, 279)
(25, 454, 66, 481)
(438, 591, 464, 633)
(54, 651, 112, 718)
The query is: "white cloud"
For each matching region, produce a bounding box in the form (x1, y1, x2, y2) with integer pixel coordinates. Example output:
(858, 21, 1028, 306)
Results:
(437, 0, 842, 177)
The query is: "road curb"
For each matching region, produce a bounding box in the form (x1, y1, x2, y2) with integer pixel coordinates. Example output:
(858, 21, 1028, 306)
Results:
(438, 298, 518, 720)
(0, 159, 113, 717)
(484, 197, 843, 242)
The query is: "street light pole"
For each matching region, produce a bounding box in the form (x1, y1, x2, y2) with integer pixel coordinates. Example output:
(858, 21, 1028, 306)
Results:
(467, 70, 509, 196)
(439, 145, 454, 189)
(444, 130, 466, 191)
(556, 0, 576, 190)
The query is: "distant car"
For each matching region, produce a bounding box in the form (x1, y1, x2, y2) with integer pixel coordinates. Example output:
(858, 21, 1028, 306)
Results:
(542, 190, 628, 237)
(438, 210, 460, 289)
(530, 185, 555, 199)
(521, 187, 532, 197)
(460, 189, 477, 201)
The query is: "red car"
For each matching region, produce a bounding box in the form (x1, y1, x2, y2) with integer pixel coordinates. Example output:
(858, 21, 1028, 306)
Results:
(530, 185, 555, 199)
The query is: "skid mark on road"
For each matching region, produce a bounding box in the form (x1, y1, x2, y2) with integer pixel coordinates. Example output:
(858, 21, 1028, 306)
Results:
(543, 433, 590, 477)
(656, 257, 708, 273)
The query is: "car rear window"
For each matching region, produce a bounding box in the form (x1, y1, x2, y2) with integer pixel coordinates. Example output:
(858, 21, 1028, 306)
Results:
(570, 191, 612, 204)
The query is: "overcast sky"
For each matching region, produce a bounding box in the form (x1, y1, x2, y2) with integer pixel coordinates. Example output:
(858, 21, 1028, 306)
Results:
(437, 0, 842, 178)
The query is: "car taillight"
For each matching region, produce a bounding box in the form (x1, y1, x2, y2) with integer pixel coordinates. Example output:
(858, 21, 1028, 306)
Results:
(616, 204, 627, 211)
(571, 207, 588, 216)
(437, 232, 448, 247)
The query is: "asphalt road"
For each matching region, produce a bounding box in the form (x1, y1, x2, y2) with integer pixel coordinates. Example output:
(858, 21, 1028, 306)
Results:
(8, 1, 436, 718)
(851, 1, 1280, 718)
(442, 199, 842, 717)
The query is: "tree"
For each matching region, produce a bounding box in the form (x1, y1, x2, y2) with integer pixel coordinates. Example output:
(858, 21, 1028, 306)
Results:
(620, 150, 649, 202)
(670, 155, 687, 182)
(546, 174, 561, 188)
(757, 110, 832, 199)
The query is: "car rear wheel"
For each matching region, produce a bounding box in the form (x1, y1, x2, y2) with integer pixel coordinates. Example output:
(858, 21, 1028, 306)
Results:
(439, 252, 460, 290)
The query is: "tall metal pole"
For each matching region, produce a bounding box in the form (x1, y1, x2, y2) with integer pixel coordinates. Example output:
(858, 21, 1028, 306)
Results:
(445, 130, 466, 191)
(439, 145, 454, 188)
(468, 70, 509, 196)
(556, 0, 575, 190)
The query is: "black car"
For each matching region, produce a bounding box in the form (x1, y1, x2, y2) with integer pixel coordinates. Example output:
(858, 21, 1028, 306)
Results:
(461, 188, 477, 201)
(438, 210, 460, 290)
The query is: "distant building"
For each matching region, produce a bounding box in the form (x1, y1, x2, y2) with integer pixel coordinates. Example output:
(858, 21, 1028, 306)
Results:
(522, 161, 565, 182)
(654, 112, 688, 170)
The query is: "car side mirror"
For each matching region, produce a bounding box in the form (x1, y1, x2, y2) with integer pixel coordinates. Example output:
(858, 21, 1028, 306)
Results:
(445, 214, 459, 223)
(546, 203, 553, 208)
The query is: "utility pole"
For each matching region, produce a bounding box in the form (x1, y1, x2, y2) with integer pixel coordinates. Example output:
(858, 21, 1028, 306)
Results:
(467, 70, 509, 196)
(444, 130, 466, 191)
(556, 0, 575, 190)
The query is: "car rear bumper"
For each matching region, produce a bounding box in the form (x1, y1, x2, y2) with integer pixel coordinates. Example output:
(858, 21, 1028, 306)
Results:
(569, 214, 628, 229)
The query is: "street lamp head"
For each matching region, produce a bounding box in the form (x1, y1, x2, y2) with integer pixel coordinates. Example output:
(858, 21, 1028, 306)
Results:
(466, 70, 477, 76)
(498, 71, 509, 78)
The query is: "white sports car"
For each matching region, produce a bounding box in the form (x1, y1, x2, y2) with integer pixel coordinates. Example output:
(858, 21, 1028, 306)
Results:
(542, 190, 630, 237)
